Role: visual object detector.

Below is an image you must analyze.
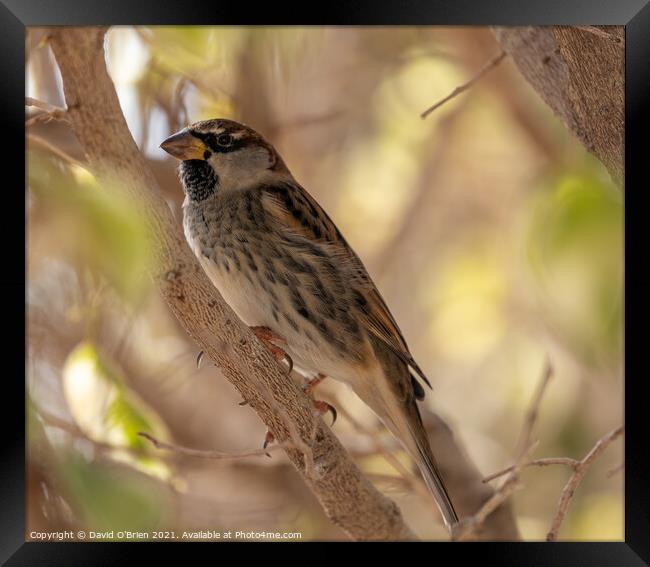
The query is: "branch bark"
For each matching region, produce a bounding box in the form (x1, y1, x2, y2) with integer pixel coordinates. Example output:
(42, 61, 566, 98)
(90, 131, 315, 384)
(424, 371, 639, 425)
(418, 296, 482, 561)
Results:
(492, 26, 624, 185)
(48, 27, 415, 541)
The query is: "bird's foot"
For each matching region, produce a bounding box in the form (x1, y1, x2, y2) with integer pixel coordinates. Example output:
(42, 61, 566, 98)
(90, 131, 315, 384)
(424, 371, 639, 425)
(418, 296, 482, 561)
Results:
(260, 398, 335, 457)
(259, 373, 334, 455)
(302, 374, 337, 426)
(250, 326, 293, 374)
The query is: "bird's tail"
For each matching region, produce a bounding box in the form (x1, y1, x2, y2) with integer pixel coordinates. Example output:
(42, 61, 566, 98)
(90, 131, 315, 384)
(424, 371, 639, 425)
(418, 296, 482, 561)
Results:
(374, 386, 459, 529)
(362, 337, 459, 529)
(404, 403, 459, 528)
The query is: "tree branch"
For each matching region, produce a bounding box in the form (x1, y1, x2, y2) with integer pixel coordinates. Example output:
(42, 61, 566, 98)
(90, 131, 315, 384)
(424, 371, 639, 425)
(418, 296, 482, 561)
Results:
(138, 431, 292, 461)
(453, 358, 553, 541)
(474, 356, 623, 542)
(48, 26, 415, 541)
(546, 425, 624, 541)
(514, 357, 554, 457)
(492, 26, 624, 184)
(420, 50, 506, 118)
(574, 26, 623, 44)
(25, 96, 69, 127)
(482, 457, 579, 483)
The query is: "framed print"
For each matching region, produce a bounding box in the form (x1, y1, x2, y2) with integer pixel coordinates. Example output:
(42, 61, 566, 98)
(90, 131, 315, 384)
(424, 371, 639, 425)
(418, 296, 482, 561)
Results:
(4, 0, 649, 563)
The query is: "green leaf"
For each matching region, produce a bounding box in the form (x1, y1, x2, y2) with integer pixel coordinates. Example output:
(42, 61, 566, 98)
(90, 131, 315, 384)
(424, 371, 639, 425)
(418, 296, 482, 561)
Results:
(526, 166, 622, 364)
(28, 149, 152, 300)
(63, 340, 172, 479)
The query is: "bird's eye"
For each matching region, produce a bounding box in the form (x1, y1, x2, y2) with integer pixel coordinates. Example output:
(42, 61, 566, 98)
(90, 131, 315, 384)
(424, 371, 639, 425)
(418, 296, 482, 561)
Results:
(217, 133, 233, 147)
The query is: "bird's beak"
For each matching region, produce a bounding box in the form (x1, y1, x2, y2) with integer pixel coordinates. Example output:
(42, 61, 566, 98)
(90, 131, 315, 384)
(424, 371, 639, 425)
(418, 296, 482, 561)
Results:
(160, 129, 207, 160)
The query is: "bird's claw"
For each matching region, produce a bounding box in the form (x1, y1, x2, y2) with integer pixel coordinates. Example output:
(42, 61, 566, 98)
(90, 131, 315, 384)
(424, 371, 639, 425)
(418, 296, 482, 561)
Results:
(196, 350, 204, 369)
(301, 374, 336, 426)
(262, 430, 275, 457)
(284, 352, 294, 374)
(250, 326, 293, 374)
(313, 400, 337, 427)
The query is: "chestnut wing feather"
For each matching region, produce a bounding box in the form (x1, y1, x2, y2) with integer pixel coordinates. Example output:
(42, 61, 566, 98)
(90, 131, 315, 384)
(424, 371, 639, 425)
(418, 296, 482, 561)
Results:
(261, 181, 432, 390)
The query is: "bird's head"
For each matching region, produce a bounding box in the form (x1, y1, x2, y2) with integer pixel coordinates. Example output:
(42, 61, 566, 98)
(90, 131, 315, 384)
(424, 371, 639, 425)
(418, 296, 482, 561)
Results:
(160, 118, 288, 202)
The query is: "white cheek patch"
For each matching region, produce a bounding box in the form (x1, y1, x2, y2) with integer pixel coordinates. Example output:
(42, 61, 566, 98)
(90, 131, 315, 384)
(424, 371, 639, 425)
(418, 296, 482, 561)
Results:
(208, 146, 274, 191)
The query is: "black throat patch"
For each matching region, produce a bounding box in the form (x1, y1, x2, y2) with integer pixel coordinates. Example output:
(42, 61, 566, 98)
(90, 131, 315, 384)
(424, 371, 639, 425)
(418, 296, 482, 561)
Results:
(179, 160, 218, 202)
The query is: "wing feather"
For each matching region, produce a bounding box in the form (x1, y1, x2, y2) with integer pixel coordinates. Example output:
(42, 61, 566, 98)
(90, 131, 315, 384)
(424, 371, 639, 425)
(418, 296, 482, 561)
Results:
(262, 181, 432, 390)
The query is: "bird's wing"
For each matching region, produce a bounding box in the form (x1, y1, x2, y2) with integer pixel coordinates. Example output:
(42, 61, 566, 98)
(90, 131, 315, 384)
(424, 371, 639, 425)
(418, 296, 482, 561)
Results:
(262, 181, 432, 390)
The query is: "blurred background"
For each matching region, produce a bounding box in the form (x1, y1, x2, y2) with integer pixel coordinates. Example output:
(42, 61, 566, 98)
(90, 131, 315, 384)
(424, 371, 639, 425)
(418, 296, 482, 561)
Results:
(26, 26, 623, 541)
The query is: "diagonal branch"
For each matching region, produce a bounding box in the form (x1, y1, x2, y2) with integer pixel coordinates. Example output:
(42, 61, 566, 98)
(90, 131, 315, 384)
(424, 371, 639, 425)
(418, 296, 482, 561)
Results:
(420, 50, 507, 118)
(48, 26, 416, 541)
(480, 424, 624, 541)
(492, 26, 624, 184)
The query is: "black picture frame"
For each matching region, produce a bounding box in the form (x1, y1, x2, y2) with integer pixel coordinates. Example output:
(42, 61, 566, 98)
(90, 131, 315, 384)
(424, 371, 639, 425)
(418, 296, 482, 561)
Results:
(5, 0, 649, 563)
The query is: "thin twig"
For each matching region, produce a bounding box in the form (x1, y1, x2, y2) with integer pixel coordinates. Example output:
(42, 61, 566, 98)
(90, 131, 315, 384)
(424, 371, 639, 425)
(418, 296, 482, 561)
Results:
(138, 431, 292, 461)
(26, 96, 64, 114)
(606, 462, 624, 479)
(421, 50, 507, 119)
(454, 358, 553, 540)
(514, 357, 554, 457)
(546, 425, 624, 541)
(27, 133, 87, 169)
(37, 408, 144, 457)
(364, 472, 411, 489)
(483, 457, 579, 483)
(455, 443, 537, 541)
(26, 96, 69, 127)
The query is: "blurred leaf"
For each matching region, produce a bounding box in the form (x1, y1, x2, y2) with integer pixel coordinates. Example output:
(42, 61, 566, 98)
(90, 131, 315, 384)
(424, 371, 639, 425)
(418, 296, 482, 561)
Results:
(527, 165, 622, 365)
(146, 27, 245, 76)
(60, 454, 170, 535)
(555, 411, 591, 457)
(27, 396, 47, 447)
(426, 243, 507, 360)
(63, 340, 172, 479)
(28, 149, 151, 300)
(247, 28, 318, 86)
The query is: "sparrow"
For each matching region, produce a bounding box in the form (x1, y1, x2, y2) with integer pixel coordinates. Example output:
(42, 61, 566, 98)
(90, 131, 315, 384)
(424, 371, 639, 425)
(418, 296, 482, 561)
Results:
(160, 119, 459, 529)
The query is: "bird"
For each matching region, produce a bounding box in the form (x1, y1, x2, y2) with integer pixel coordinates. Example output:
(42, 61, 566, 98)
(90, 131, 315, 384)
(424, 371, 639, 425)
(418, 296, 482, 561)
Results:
(160, 118, 459, 530)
